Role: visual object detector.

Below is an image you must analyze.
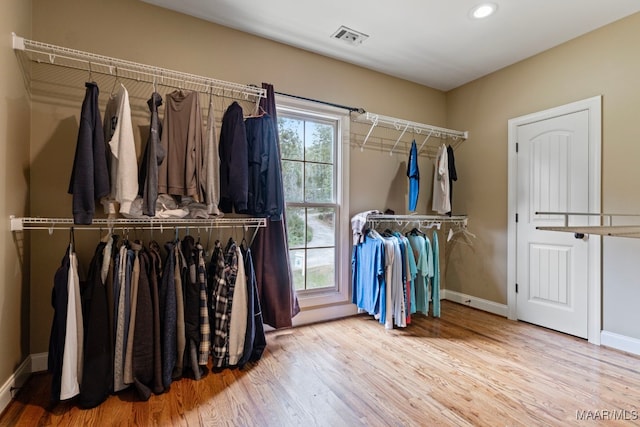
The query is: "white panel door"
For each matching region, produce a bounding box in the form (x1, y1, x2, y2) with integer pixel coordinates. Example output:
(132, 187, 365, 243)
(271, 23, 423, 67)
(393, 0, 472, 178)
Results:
(516, 110, 589, 338)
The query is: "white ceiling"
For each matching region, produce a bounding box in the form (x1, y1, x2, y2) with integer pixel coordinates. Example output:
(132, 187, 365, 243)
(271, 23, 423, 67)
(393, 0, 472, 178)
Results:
(141, 0, 640, 91)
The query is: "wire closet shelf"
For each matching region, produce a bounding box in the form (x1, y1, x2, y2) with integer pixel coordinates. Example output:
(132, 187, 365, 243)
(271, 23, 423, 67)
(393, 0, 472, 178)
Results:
(11, 33, 266, 100)
(10, 216, 267, 232)
(353, 111, 469, 157)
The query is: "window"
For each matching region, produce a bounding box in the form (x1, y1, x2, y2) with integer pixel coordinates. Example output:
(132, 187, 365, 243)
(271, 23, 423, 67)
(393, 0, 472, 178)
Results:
(276, 96, 351, 313)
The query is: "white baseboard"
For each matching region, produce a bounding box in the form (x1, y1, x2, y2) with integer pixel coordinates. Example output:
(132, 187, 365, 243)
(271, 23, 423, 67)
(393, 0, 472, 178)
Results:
(30, 352, 48, 373)
(291, 303, 359, 328)
(601, 331, 640, 357)
(0, 355, 33, 415)
(442, 290, 508, 317)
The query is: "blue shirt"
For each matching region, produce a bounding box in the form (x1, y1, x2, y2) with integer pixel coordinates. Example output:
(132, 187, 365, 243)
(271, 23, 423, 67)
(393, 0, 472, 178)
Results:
(407, 140, 419, 211)
(352, 232, 385, 316)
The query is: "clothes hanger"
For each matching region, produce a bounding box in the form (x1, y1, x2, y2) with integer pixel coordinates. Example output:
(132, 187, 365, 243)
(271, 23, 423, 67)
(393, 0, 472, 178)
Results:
(88, 62, 92, 83)
(69, 226, 75, 253)
(110, 66, 119, 96)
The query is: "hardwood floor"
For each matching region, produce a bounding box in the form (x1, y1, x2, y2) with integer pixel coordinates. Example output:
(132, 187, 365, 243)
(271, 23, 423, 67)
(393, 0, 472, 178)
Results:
(2, 301, 640, 426)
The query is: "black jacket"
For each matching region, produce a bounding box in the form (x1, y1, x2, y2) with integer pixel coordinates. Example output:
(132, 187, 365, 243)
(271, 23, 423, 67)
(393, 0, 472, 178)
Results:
(68, 82, 110, 224)
(218, 102, 248, 213)
(245, 114, 283, 218)
(139, 92, 164, 216)
(48, 249, 71, 402)
(78, 241, 112, 408)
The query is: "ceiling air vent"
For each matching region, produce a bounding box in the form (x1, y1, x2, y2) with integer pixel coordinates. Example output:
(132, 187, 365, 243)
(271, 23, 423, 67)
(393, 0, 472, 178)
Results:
(331, 26, 369, 45)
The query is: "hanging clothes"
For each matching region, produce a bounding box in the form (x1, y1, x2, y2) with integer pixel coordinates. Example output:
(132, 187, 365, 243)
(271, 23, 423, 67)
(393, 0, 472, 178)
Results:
(446, 145, 458, 216)
(245, 114, 283, 217)
(47, 222, 267, 407)
(48, 249, 71, 402)
(127, 242, 155, 400)
(407, 140, 419, 212)
(158, 89, 206, 201)
(103, 84, 138, 216)
(251, 83, 300, 329)
(207, 240, 225, 350)
(159, 241, 177, 390)
(351, 229, 386, 319)
(147, 241, 165, 394)
(181, 235, 203, 379)
(112, 243, 133, 392)
(218, 101, 249, 213)
(389, 233, 407, 328)
(228, 244, 248, 366)
(204, 95, 221, 216)
(173, 242, 187, 380)
(139, 92, 164, 216)
(196, 242, 211, 366)
(79, 238, 112, 408)
(432, 144, 451, 215)
(397, 234, 417, 324)
(211, 239, 238, 368)
(407, 232, 433, 315)
(238, 245, 266, 366)
(431, 230, 441, 318)
(60, 248, 83, 400)
(68, 82, 110, 225)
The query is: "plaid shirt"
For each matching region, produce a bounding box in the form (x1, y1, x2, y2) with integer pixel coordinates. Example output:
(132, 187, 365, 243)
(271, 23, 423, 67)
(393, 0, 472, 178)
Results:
(196, 243, 211, 365)
(211, 240, 238, 368)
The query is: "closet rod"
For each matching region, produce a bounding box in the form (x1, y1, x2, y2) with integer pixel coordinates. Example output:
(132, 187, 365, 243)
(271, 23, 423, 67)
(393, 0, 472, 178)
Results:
(12, 33, 266, 99)
(367, 214, 469, 228)
(9, 216, 267, 232)
(275, 91, 364, 113)
(355, 112, 468, 153)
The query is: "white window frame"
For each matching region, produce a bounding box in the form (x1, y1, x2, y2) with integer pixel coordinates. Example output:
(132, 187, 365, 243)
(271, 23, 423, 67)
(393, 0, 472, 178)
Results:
(276, 95, 356, 324)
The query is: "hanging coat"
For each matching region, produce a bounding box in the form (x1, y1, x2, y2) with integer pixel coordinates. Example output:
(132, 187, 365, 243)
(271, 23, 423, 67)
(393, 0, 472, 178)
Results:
(79, 241, 111, 408)
(181, 235, 203, 379)
(48, 249, 71, 402)
(129, 243, 155, 400)
(250, 83, 300, 329)
(159, 241, 177, 390)
(68, 82, 110, 225)
(147, 241, 164, 394)
(238, 246, 266, 367)
(139, 92, 164, 216)
(246, 114, 283, 217)
(218, 101, 248, 213)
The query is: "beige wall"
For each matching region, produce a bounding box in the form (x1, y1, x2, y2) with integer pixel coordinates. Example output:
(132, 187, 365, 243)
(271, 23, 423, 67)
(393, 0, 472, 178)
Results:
(0, 1, 31, 385)
(446, 13, 640, 338)
(27, 0, 446, 353)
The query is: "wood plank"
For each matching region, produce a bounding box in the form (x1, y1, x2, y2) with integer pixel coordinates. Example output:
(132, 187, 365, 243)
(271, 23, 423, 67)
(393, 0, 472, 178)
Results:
(2, 301, 640, 426)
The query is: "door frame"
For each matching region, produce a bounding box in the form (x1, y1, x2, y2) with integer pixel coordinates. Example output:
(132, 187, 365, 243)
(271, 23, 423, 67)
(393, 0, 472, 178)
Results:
(507, 96, 602, 345)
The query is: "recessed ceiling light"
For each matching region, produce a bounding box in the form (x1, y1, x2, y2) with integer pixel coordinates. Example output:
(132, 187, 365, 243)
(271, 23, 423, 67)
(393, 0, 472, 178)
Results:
(470, 3, 497, 19)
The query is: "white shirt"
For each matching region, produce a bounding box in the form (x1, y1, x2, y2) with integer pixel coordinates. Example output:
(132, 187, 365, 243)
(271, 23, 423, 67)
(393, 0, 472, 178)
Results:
(60, 250, 83, 400)
(432, 144, 451, 214)
(104, 84, 138, 215)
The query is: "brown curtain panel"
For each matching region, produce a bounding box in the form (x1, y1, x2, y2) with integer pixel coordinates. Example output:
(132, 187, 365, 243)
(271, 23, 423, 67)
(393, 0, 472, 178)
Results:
(250, 83, 300, 328)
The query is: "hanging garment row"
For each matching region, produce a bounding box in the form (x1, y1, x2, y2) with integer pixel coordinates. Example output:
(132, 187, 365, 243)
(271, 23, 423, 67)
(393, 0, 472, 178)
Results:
(69, 81, 282, 225)
(351, 223, 440, 329)
(406, 142, 457, 215)
(48, 231, 265, 409)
